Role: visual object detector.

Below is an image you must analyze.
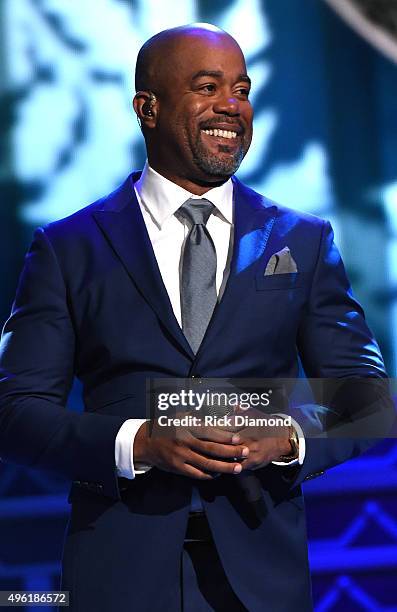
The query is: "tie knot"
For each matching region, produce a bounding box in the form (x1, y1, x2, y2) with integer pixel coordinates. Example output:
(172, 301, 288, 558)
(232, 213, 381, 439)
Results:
(176, 198, 214, 227)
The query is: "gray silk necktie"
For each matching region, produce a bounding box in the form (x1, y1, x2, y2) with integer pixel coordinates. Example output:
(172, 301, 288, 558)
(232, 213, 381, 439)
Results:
(176, 198, 217, 354)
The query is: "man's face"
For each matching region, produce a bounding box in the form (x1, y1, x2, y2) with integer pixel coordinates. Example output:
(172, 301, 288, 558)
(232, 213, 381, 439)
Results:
(149, 33, 253, 185)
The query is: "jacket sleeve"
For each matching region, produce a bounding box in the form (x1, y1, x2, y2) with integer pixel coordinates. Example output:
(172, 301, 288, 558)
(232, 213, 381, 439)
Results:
(290, 220, 395, 486)
(0, 227, 126, 500)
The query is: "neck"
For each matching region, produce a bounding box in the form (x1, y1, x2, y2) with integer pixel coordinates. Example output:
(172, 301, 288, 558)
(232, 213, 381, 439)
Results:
(147, 163, 229, 196)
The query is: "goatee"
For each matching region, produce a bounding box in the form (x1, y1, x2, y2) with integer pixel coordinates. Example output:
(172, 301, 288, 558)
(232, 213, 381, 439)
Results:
(192, 138, 246, 177)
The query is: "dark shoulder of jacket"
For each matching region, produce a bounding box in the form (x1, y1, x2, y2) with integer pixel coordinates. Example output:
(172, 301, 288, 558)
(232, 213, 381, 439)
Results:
(232, 175, 328, 233)
(40, 171, 140, 246)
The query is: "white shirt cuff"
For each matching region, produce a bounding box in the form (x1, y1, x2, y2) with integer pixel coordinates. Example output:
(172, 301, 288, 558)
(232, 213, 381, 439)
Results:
(271, 414, 306, 467)
(115, 419, 152, 478)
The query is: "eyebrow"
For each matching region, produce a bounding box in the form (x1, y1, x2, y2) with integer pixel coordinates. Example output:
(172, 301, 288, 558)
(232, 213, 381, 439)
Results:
(191, 70, 251, 86)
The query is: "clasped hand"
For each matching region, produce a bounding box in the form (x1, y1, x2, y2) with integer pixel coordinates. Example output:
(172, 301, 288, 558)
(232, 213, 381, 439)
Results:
(134, 407, 292, 479)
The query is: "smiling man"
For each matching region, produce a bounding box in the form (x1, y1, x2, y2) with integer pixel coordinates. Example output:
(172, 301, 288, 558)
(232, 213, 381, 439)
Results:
(0, 23, 392, 612)
(133, 25, 253, 189)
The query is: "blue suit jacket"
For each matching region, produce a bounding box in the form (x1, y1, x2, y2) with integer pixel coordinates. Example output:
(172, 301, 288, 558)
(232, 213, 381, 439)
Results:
(0, 173, 391, 611)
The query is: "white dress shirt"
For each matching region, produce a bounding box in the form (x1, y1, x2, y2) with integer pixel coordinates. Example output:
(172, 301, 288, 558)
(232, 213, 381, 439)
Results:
(114, 162, 305, 481)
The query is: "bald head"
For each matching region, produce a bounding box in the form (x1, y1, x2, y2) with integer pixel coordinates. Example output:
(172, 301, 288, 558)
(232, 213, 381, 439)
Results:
(135, 23, 242, 93)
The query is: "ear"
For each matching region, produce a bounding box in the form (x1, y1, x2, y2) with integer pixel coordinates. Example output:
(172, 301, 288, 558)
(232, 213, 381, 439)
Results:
(133, 90, 158, 128)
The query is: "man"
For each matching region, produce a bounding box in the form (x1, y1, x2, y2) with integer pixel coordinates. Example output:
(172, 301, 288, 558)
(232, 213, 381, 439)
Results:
(0, 23, 392, 612)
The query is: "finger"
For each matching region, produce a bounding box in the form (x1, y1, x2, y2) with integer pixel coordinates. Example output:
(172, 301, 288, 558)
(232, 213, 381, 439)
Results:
(212, 418, 247, 433)
(185, 449, 243, 475)
(189, 426, 241, 444)
(154, 446, 216, 479)
(190, 438, 249, 460)
(179, 463, 215, 480)
(239, 450, 268, 471)
(234, 433, 258, 446)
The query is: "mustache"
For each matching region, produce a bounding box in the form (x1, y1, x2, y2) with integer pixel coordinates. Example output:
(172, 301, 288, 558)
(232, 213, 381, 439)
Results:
(200, 118, 245, 135)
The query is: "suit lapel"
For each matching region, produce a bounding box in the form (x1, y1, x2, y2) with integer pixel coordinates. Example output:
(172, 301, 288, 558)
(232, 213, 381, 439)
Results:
(196, 177, 278, 354)
(230, 177, 278, 277)
(92, 173, 194, 360)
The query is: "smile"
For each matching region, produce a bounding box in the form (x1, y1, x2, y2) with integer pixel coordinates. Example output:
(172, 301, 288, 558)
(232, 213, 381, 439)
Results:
(201, 129, 237, 139)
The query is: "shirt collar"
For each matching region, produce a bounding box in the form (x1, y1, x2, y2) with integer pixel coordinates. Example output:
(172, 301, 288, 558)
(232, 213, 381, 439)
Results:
(134, 161, 234, 228)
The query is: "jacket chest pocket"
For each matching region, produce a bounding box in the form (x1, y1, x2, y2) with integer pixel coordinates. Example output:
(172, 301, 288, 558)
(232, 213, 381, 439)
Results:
(255, 272, 302, 291)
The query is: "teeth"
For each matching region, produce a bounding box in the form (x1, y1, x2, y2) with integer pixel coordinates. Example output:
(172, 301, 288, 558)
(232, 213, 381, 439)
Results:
(202, 129, 238, 139)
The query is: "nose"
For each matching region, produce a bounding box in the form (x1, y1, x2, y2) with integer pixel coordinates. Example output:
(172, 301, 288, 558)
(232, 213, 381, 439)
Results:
(213, 94, 240, 116)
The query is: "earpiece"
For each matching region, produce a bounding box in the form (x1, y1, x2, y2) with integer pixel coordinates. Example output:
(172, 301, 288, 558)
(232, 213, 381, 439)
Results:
(142, 92, 157, 117)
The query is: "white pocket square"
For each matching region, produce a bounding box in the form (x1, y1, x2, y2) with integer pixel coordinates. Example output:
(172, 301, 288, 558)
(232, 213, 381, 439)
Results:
(264, 247, 298, 275)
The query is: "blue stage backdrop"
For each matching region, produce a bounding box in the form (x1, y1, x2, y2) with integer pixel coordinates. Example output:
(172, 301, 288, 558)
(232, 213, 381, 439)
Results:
(0, 1, 397, 610)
